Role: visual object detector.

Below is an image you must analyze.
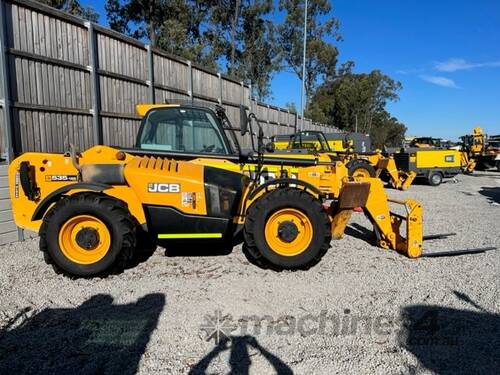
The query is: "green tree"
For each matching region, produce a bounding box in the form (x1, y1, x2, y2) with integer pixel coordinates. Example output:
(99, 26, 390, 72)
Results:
(307, 64, 406, 147)
(208, 0, 279, 99)
(105, 0, 278, 97)
(105, 0, 220, 68)
(235, 0, 280, 98)
(36, 0, 99, 22)
(278, 0, 341, 104)
(367, 111, 406, 148)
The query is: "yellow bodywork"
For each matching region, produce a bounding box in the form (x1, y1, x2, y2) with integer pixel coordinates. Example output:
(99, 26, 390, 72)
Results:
(328, 179, 422, 257)
(271, 133, 414, 190)
(136, 103, 180, 117)
(413, 149, 463, 169)
(344, 152, 416, 190)
(460, 152, 477, 173)
(374, 157, 416, 190)
(9, 146, 208, 232)
(327, 139, 352, 152)
(276, 147, 415, 191)
(470, 127, 485, 154)
(10, 144, 423, 259)
(273, 138, 351, 153)
(273, 140, 291, 151)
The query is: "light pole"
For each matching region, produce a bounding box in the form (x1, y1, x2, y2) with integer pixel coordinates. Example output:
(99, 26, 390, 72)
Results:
(299, 0, 308, 131)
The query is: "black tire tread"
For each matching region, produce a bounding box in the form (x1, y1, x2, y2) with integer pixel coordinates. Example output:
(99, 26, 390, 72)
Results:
(39, 192, 136, 278)
(243, 188, 331, 271)
(347, 159, 376, 178)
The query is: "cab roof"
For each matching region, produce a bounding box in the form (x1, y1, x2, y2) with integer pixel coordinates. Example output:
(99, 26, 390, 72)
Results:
(135, 104, 180, 117)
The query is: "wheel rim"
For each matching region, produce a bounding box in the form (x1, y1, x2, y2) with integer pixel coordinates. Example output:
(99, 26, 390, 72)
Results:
(431, 174, 441, 184)
(58, 215, 111, 265)
(264, 208, 313, 256)
(353, 168, 371, 178)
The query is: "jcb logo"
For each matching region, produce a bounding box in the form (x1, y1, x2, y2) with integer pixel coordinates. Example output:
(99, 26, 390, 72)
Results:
(148, 183, 181, 193)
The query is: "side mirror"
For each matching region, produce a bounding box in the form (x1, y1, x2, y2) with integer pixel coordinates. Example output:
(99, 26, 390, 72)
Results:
(240, 105, 248, 135)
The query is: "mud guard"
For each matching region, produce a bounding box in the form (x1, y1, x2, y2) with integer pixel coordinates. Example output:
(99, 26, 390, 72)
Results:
(31, 182, 111, 221)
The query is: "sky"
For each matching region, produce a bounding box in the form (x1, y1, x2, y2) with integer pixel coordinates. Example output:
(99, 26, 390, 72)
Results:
(83, 0, 500, 140)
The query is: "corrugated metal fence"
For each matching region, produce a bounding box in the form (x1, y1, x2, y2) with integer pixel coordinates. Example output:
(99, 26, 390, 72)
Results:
(0, 164, 18, 244)
(0, 0, 338, 244)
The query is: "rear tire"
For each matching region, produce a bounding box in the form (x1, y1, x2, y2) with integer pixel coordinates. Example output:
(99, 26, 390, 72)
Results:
(40, 193, 136, 278)
(347, 160, 376, 178)
(243, 188, 331, 271)
(428, 171, 443, 186)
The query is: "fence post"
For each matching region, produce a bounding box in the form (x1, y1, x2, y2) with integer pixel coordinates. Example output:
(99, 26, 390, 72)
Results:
(249, 83, 253, 112)
(294, 112, 298, 132)
(86, 22, 102, 145)
(287, 109, 290, 134)
(0, 0, 14, 161)
(240, 81, 244, 106)
(187, 60, 193, 103)
(217, 73, 222, 105)
(146, 45, 155, 103)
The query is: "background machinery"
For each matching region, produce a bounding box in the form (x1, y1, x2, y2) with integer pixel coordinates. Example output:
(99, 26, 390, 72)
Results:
(392, 127, 499, 184)
(408, 137, 455, 149)
(272, 131, 371, 153)
(271, 130, 416, 190)
(392, 147, 466, 186)
(391, 131, 478, 185)
(460, 127, 500, 171)
(9, 103, 426, 278)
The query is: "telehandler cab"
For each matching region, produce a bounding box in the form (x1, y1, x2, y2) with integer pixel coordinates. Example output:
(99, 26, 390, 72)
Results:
(9, 103, 426, 277)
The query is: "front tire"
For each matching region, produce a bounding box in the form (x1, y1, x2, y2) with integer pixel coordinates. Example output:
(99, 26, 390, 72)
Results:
(347, 160, 376, 178)
(243, 188, 331, 271)
(40, 193, 136, 277)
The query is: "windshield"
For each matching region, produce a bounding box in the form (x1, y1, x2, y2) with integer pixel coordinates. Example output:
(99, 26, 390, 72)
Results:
(138, 107, 230, 154)
(289, 132, 330, 151)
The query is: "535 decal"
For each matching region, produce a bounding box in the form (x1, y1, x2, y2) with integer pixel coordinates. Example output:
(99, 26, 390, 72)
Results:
(45, 175, 78, 182)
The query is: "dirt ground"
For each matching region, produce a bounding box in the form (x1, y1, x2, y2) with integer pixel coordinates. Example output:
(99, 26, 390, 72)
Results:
(0, 171, 499, 374)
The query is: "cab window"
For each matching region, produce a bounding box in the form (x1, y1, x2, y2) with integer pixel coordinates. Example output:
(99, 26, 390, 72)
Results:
(139, 107, 230, 154)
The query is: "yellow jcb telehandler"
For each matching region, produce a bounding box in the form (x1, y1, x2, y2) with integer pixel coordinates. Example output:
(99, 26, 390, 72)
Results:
(9, 103, 480, 278)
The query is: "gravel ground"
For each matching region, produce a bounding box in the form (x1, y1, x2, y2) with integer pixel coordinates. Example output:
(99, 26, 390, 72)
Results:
(0, 171, 499, 374)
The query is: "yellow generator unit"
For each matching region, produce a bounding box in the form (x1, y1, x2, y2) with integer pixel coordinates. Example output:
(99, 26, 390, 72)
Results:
(393, 148, 464, 186)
